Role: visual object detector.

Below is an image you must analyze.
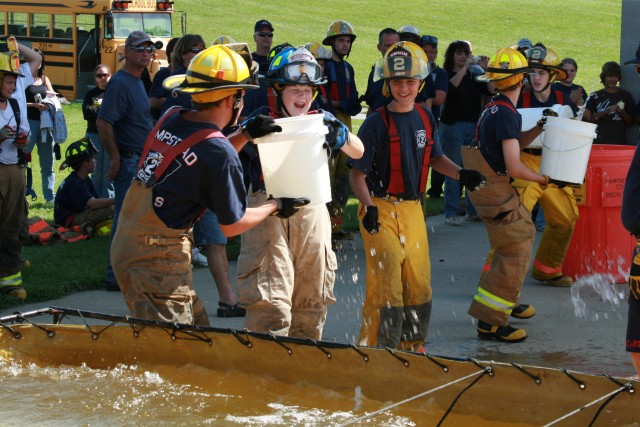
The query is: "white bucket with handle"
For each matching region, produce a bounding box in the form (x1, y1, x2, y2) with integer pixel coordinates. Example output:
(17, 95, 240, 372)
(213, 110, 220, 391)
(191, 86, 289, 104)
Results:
(518, 104, 574, 148)
(539, 116, 597, 184)
(253, 114, 331, 205)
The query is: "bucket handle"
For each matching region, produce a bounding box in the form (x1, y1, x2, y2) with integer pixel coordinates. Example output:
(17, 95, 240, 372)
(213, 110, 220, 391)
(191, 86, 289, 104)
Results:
(541, 140, 593, 153)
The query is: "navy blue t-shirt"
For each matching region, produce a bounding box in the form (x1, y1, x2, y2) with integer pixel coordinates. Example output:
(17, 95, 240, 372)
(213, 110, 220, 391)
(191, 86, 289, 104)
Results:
(517, 88, 576, 112)
(54, 172, 99, 225)
(622, 144, 640, 236)
(137, 112, 247, 229)
(350, 104, 443, 199)
(476, 94, 522, 174)
(424, 66, 448, 120)
(98, 69, 153, 154)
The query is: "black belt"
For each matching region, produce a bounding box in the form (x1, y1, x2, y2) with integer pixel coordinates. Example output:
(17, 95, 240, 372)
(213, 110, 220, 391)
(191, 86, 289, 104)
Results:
(119, 148, 140, 158)
(375, 193, 419, 201)
(523, 148, 542, 156)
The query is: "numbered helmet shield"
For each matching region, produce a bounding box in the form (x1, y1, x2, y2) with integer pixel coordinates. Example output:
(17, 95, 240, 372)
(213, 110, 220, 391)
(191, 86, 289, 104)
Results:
(373, 41, 430, 82)
(525, 43, 567, 81)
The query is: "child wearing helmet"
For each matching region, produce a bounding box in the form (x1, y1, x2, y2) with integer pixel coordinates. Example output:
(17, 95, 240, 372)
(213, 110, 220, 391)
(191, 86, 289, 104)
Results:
(0, 43, 32, 302)
(235, 46, 364, 340)
(508, 42, 578, 288)
(349, 41, 486, 351)
(464, 47, 555, 343)
(110, 45, 299, 326)
(322, 20, 362, 243)
(54, 137, 115, 230)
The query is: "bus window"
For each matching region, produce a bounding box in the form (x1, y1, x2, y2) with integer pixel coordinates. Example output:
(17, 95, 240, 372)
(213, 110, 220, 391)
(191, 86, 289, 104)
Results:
(0, 13, 5, 34)
(7, 12, 27, 37)
(143, 14, 171, 37)
(53, 14, 72, 39)
(113, 12, 141, 38)
(30, 13, 50, 38)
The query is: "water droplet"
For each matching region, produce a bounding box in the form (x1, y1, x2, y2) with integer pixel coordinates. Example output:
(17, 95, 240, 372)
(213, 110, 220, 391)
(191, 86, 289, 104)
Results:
(369, 247, 376, 256)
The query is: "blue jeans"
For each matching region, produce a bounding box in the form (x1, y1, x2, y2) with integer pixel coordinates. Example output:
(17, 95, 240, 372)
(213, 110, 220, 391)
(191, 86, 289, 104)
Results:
(193, 210, 227, 246)
(106, 154, 140, 284)
(86, 132, 112, 198)
(26, 119, 55, 202)
(440, 121, 477, 218)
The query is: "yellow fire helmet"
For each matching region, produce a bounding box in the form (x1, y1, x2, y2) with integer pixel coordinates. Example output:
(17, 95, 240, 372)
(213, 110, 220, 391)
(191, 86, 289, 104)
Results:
(211, 35, 236, 46)
(304, 42, 332, 61)
(322, 20, 356, 45)
(373, 41, 430, 82)
(163, 44, 258, 103)
(476, 47, 530, 90)
(525, 43, 568, 82)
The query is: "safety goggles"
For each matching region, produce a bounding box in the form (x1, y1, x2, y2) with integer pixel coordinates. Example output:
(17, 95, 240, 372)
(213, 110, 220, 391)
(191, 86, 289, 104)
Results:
(255, 32, 273, 38)
(279, 61, 323, 83)
(130, 46, 156, 53)
(189, 47, 204, 54)
(420, 35, 438, 46)
(95, 73, 110, 78)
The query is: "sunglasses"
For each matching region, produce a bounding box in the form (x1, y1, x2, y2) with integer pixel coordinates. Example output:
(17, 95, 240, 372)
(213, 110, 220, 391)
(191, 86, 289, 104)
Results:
(189, 47, 204, 54)
(95, 73, 110, 78)
(421, 35, 438, 46)
(131, 46, 156, 53)
(256, 32, 273, 38)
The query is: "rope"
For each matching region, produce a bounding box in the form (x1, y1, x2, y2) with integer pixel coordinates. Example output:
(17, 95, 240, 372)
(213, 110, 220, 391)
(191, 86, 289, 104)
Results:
(338, 368, 487, 426)
(436, 370, 489, 426)
(541, 384, 630, 427)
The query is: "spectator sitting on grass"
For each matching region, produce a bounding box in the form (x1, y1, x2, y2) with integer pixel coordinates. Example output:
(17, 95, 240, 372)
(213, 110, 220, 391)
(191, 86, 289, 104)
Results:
(54, 137, 114, 231)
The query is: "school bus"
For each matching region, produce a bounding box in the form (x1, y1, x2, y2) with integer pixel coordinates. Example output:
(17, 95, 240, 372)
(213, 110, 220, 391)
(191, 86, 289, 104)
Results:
(0, 0, 185, 100)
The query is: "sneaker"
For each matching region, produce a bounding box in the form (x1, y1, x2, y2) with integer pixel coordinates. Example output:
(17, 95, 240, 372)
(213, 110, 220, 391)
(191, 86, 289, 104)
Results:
(445, 216, 460, 226)
(477, 321, 527, 343)
(191, 248, 208, 268)
(511, 304, 536, 319)
(532, 273, 573, 287)
(465, 214, 481, 222)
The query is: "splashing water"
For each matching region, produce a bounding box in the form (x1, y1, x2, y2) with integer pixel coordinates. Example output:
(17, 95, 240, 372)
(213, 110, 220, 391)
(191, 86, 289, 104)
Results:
(570, 273, 626, 320)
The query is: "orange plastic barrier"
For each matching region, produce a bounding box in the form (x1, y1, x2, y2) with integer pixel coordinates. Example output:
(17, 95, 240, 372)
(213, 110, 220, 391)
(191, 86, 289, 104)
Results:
(563, 144, 637, 283)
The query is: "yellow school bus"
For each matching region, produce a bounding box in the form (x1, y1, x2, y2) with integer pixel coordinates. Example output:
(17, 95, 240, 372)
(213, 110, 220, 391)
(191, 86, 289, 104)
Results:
(0, 0, 184, 100)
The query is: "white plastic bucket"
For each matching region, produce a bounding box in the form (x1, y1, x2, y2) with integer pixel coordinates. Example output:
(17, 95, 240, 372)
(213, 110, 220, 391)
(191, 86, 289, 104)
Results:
(518, 104, 574, 148)
(254, 114, 331, 205)
(539, 116, 597, 184)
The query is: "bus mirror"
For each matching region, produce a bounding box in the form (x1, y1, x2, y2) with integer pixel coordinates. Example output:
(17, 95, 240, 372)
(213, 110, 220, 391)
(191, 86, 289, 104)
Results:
(154, 40, 164, 50)
(105, 13, 114, 39)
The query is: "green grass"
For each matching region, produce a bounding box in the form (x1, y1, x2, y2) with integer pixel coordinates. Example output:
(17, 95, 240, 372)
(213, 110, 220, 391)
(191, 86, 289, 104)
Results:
(3, 0, 620, 309)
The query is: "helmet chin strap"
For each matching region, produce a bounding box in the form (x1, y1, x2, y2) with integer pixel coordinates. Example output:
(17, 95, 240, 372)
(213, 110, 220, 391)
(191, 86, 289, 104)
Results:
(272, 84, 292, 117)
(227, 92, 243, 128)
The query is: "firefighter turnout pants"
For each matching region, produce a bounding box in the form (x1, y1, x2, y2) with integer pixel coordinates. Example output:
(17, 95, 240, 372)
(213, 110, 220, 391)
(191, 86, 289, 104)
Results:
(358, 197, 432, 351)
(111, 181, 209, 326)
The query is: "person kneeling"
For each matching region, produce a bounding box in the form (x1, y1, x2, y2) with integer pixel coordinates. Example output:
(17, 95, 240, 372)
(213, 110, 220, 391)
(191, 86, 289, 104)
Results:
(54, 137, 115, 232)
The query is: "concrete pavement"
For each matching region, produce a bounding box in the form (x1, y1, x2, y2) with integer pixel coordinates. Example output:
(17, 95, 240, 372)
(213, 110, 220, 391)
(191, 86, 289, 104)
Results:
(2, 214, 633, 376)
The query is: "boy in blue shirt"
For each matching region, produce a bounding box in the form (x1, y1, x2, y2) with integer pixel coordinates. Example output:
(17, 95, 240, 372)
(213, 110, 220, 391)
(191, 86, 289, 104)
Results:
(54, 137, 114, 229)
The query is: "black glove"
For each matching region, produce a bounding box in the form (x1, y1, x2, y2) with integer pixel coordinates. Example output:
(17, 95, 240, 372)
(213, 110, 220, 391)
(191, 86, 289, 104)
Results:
(241, 114, 282, 139)
(54, 143, 62, 160)
(271, 196, 310, 218)
(362, 206, 379, 235)
(458, 169, 486, 192)
(548, 178, 577, 189)
(323, 112, 348, 151)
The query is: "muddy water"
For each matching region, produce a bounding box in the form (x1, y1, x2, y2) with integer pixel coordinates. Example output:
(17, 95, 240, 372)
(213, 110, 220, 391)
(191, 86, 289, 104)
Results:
(0, 358, 530, 426)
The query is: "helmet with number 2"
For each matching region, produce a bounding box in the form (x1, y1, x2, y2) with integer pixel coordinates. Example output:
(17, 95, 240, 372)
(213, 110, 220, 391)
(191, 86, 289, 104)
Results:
(525, 43, 567, 82)
(374, 41, 430, 82)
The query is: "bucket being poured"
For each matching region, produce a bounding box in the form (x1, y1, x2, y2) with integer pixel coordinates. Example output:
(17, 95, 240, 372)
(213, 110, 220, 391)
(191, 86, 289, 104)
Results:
(539, 116, 597, 184)
(254, 114, 331, 205)
(518, 104, 574, 148)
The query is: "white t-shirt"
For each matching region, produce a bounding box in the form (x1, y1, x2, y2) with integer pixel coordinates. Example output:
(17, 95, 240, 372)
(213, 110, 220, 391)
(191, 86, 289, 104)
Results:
(11, 62, 33, 134)
(0, 103, 18, 164)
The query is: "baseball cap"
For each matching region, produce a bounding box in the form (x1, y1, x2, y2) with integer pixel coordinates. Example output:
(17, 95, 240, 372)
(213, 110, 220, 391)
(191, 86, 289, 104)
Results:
(517, 38, 533, 50)
(125, 31, 152, 48)
(623, 41, 640, 65)
(254, 20, 274, 33)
